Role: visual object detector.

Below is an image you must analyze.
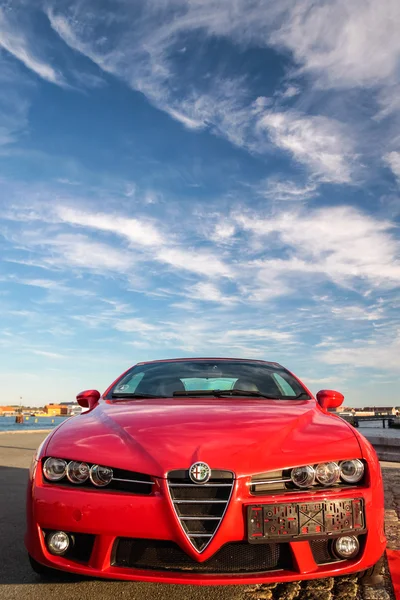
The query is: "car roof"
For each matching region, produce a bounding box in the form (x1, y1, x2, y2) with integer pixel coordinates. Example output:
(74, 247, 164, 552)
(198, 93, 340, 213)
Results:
(135, 357, 283, 368)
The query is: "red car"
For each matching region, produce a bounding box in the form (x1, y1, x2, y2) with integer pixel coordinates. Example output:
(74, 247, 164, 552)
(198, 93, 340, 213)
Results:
(26, 358, 386, 584)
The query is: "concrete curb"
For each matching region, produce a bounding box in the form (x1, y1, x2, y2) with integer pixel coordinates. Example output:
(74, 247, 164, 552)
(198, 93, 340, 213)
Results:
(368, 436, 400, 462)
(0, 429, 52, 435)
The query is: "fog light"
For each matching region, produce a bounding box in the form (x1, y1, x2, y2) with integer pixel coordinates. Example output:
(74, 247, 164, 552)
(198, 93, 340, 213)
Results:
(46, 531, 70, 555)
(333, 535, 360, 559)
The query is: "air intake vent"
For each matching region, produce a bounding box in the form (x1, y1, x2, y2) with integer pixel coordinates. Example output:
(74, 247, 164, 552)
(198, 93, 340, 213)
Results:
(167, 469, 234, 552)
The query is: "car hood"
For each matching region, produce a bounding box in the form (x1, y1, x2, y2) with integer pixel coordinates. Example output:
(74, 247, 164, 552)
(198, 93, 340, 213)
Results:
(46, 398, 361, 478)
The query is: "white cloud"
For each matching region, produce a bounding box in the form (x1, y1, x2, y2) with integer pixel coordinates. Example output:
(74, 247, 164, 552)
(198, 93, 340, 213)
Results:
(384, 151, 400, 182)
(157, 247, 233, 278)
(0, 54, 31, 147)
(235, 205, 400, 291)
(44, 1, 389, 184)
(45, 234, 135, 272)
(320, 332, 400, 372)
(189, 282, 238, 305)
(223, 329, 293, 343)
(32, 349, 66, 359)
(0, 7, 64, 85)
(114, 318, 157, 333)
(271, 0, 400, 89)
(55, 206, 164, 248)
(257, 111, 356, 183)
(331, 305, 385, 321)
(259, 177, 318, 201)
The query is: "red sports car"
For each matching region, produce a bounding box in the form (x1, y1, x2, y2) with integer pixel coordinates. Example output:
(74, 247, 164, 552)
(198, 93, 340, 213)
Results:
(26, 358, 385, 584)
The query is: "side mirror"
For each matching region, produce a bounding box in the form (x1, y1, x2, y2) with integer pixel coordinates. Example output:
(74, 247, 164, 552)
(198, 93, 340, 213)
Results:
(76, 389, 101, 410)
(316, 389, 344, 410)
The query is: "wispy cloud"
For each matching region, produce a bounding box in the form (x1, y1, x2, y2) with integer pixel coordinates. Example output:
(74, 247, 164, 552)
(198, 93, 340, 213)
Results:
(235, 205, 400, 291)
(258, 177, 318, 201)
(330, 305, 385, 321)
(43, 0, 399, 177)
(32, 349, 66, 359)
(271, 0, 400, 89)
(0, 7, 64, 85)
(55, 206, 164, 247)
(384, 151, 400, 183)
(0, 54, 32, 147)
(320, 331, 400, 372)
(256, 111, 356, 183)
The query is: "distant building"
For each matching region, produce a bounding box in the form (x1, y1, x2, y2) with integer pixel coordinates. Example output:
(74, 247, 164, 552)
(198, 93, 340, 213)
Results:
(44, 404, 69, 416)
(362, 407, 397, 416)
(0, 406, 16, 416)
(60, 402, 83, 416)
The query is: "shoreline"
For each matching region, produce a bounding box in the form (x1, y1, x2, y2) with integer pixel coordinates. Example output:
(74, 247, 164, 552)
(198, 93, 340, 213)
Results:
(0, 428, 52, 435)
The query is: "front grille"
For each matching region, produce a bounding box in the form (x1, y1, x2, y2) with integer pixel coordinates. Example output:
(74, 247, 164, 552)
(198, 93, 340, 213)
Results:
(167, 469, 234, 552)
(113, 538, 290, 573)
(310, 539, 337, 564)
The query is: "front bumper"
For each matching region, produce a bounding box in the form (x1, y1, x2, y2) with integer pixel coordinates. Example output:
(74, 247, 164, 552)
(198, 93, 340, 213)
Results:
(25, 464, 386, 584)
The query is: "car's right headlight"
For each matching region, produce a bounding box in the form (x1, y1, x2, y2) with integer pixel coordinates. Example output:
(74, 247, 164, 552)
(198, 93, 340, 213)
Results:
(250, 458, 366, 494)
(339, 459, 364, 483)
(290, 459, 364, 488)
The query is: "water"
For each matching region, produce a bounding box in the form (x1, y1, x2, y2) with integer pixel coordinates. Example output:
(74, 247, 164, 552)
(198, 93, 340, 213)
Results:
(1, 414, 399, 439)
(0, 415, 68, 432)
(357, 421, 400, 440)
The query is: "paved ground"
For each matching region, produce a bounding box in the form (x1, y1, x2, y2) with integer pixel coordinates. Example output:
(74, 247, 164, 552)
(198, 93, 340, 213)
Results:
(0, 431, 397, 600)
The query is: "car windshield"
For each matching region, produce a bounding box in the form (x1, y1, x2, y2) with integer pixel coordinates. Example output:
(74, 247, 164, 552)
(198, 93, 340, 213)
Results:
(108, 360, 310, 400)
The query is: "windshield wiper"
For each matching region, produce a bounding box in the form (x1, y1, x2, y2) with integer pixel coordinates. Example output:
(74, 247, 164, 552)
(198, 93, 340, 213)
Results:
(173, 389, 282, 399)
(111, 393, 166, 399)
(293, 392, 311, 399)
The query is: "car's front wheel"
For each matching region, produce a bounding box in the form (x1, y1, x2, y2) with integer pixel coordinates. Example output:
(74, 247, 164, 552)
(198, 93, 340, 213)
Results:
(357, 554, 385, 585)
(28, 554, 60, 579)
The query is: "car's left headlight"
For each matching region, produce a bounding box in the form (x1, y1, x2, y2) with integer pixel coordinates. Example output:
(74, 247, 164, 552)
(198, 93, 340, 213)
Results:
(43, 457, 113, 487)
(41, 456, 154, 495)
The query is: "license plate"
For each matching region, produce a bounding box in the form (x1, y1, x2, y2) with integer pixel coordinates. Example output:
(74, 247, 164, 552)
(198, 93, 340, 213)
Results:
(248, 498, 364, 542)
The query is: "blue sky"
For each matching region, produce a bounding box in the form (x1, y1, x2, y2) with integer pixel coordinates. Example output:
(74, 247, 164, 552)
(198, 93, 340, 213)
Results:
(1, 0, 400, 407)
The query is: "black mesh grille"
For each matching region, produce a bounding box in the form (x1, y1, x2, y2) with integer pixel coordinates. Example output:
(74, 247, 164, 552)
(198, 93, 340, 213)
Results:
(113, 539, 290, 573)
(310, 539, 341, 564)
(167, 469, 234, 552)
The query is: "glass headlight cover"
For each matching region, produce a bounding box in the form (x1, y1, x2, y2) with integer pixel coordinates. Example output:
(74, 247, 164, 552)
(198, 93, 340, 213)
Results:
(289, 459, 364, 489)
(315, 462, 340, 486)
(66, 461, 90, 484)
(43, 457, 67, 481)
(340, 459, 364, 483)
(291, 465, 315, 488)
(90, 464, 113, 487)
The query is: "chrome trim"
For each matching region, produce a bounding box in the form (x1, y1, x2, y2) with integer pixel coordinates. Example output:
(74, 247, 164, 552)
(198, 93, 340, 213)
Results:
(169, 483, 232, 487)
(167, 471, 235, 554)
(173, 499, 227, 504)
(181, 516, 222, 521)
(188, 533, 213, 538)
(112, 477, 155, 485)
(250, 478, 291, 486)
